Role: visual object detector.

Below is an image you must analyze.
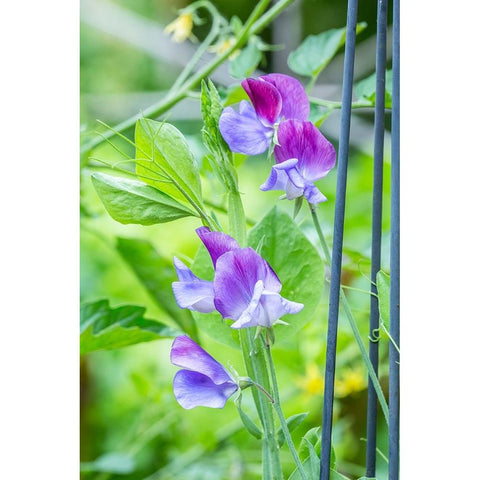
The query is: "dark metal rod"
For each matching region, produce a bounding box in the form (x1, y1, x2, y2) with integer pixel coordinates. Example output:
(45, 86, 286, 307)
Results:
(389, 0, 400, 477)
(319, 0, 359, 478)
(365, 0, 388, 476)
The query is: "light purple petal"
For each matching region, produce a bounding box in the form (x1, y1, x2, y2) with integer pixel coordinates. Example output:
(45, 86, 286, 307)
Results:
(261, 73, 310, 121)
(173, 256, 202, 282)
(242, 78, 282, 124)
(172, 280, 215, 313)
(213, 248, 281, 321)
(219, 101, 272, 155)
(172, 257, 215, 313)
(230, 280, 265, 329)
(275, 120, 336, 181)
(173, 370, 238, 409)
(231, 288, 304, 329)
(170, 336, 234, 385)
(260, 158, 299, 193)
(195, 227, 240, 267)
(285, 180, 304, 200)
(304, 183, 327, 204)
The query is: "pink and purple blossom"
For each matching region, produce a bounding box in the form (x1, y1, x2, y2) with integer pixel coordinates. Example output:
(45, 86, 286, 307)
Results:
(171, 335, 238, 409)
(260, 119, 336, 204)
(219, 73, 310, 155)
(172, 227, 303, 329)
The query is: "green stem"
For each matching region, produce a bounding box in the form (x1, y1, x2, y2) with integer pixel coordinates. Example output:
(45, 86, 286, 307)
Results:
(309, 204, 389, 425)
(168, 1, 224, 95)
(240, 330, 283, 479)
(309, 97, 379, 110)
(264, 338, 307, 480)
(80, 0, 293, 162)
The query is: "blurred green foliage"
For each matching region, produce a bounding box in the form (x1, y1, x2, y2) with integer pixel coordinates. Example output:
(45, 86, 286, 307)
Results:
(80, 1, 391, 479)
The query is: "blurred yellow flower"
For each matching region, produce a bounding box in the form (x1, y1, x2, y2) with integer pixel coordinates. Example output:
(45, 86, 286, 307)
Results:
(165, 13, 194, 43)
(335, 367, 366, 397)
(209, 37, 240, 60)
(297, 363, 324, 396)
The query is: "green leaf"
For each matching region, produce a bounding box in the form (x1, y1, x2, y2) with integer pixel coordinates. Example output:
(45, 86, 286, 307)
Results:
(288, 23, 367, 77)
(354, 69, 393, 108)
(80, 299, 178, 355)
(229, 41, 262, 79)
(299, 426, 322, 461)
(191, 207, 324, 348)
(277, 412, 308, 447)
(235, 394, 263, 439)
(80, 452, 135, 474)
(116, 237, 199, 341)
(135, 118, 203, 208)
(91, 172, 197, 225)
(376, 270, 390, 330)
(247, 207, 325, 345)
(289, 438, 320, 480)
(220, 83, 249, 107)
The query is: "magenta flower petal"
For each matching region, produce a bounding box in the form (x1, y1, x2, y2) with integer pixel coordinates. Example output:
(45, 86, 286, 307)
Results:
(241, 78, 282, 125)
(172, 257, 215, 313)
(275, 120, 336, 181)
(196, 227, 240, 267)
(173, 370, 238, 409)
(219, 101, 273, 155)
(261, 73, 310, 121)
(171, 336, 236, 385)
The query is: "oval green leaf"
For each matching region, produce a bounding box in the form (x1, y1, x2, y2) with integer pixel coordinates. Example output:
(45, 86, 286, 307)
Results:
(135, 118, 203, 208)
(92, 172, 197, 225)
(288, 23, 367, 77)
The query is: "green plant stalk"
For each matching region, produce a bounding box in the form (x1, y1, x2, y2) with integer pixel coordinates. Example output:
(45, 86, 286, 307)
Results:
(229, 186, 282, 479)
(309, 97, 380, 110)
(265, 340, 308, 480)
(80, 0, 294, 163)
(168, 1, 225, 95)
(309, 204, 389, 425)
(240, 330, 282, 479)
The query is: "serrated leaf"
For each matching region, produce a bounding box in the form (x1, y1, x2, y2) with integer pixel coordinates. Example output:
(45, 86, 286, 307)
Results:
(91, 172, 197, 225)
(135, 118, 203, 208)
(376, 270, 390, 330)
(80, 452, 135, 474)
(229, 41, 262, 79)
(80, 299, 178, 354)
(288, 23, 367, 77)
(277, 412, 308, 447)
(354, 70, 393, 108)
(116, 237, 199, 341)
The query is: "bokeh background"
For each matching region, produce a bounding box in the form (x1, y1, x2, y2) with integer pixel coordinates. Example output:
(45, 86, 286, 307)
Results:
(80, 1, 392, 478)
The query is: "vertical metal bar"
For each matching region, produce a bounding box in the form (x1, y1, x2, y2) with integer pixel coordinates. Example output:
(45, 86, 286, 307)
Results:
(365, 0, 388, 477)
(389, 0, 400, 477)
(319, 0, 358, 478)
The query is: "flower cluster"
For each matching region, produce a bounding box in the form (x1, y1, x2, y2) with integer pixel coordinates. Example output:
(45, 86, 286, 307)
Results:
(172, 227, 303, 329)
(219, 73, 336, 204)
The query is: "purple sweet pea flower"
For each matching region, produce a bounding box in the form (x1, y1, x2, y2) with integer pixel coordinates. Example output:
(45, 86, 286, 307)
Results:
(219, 73, 310, 156)
(171, 335, 238, 409)
(172, 227, 304, 329)
(260, 119, 336, 204)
